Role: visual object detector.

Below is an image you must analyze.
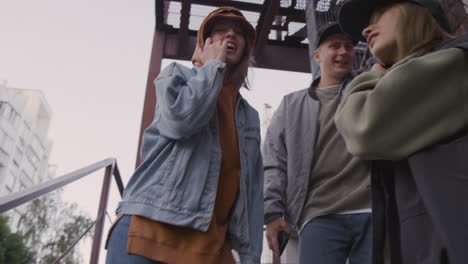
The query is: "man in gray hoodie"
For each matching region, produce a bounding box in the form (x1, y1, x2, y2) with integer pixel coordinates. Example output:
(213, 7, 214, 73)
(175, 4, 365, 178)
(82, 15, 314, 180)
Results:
(263, 22, 372, 264)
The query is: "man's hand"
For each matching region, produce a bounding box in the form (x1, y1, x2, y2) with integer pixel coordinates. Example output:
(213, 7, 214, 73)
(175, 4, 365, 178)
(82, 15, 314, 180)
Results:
(199, 37, 228, 65)
(266, 218, 291, 263)
(371, 63, 388, 73)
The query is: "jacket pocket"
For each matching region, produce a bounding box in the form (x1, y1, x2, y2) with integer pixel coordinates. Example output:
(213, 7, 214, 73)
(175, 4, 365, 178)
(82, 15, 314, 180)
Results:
(243, 126, 260, 153)
(166, 141, 190, 190)
(157, 142, 182, 186)
(168, 136, 211, 210)
(104, 214, 125, 249)
(243, 126, 261, 168)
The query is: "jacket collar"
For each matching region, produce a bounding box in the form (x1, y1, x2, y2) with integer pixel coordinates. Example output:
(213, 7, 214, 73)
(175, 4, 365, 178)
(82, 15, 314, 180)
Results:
(434, 35, 468, 52)
(307, 72, 355, 100)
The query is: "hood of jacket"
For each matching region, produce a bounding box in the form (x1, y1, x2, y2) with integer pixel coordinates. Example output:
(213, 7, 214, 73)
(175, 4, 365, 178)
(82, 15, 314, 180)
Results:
(191, 6, 256, 67)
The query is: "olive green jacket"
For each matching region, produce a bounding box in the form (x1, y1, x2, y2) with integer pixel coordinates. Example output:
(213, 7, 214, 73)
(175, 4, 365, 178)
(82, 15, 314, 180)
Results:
(335, 47, 468, 160)
(335, 37, 468, 264)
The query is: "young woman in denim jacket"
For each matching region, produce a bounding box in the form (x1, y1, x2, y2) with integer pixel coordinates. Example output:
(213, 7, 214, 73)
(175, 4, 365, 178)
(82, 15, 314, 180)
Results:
(106, 7, 263, 264)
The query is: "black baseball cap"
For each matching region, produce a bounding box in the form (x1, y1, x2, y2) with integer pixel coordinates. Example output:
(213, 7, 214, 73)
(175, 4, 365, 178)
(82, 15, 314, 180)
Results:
(338, 0, 452, 42)
(315, 22, 358, 47)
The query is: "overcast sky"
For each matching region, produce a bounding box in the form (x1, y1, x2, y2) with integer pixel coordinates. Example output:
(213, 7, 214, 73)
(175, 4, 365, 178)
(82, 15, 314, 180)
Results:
(0, 0, 311, 261)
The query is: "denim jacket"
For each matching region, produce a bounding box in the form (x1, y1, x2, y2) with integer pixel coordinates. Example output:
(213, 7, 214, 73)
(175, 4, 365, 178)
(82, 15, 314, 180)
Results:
(116, 60, 264, 264)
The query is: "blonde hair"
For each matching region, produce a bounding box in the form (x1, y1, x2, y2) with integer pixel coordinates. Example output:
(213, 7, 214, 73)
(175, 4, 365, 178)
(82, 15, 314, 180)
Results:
(388, 2, 453, 61)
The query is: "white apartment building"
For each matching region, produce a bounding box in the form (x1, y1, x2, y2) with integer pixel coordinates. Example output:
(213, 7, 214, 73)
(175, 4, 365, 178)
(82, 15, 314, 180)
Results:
(0, 80, 53, 197)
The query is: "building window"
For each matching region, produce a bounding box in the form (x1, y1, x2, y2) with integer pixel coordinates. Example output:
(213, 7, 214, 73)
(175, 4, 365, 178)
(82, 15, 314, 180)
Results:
(0, 129, 5, 145)
(0, 148, 8, 167)
(22, 125, 31, 141)
(7, 106, 16, 123)
(13, 146, 23, 162)
(0, 102, 23, 130)
(20, 170, 33, 186)
(26, 146, 40, 169)
(0, 102, 10, 118)
(30, 135, 45, 156)
(1, 134, 14, 153)
(6, 171, 18, 191)
(23, 158, 36, 179)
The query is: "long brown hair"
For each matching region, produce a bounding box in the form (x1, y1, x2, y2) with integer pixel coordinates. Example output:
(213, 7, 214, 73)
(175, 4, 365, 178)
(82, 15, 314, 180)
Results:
(394, 2, 454, 61)
(228, 33, 255, 89)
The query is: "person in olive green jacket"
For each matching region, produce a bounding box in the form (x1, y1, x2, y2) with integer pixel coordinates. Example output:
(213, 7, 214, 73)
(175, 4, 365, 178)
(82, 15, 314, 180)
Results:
(335, 0, 468, 263)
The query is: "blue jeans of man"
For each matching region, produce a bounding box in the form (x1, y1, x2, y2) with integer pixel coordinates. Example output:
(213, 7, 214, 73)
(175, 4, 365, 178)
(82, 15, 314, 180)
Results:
(299, 213, 372, 264)
(105, 215, 165, 264)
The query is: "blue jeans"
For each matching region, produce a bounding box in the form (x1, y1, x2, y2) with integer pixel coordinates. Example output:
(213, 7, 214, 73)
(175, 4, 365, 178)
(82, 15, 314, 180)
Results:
(299, 213, 372, 264)
(105, 215, 165, 264)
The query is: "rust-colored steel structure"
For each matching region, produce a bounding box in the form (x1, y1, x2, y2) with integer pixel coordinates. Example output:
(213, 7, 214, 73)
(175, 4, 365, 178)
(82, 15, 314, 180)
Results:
(137, 0, 468, 166)
(136, 0, 310, 166)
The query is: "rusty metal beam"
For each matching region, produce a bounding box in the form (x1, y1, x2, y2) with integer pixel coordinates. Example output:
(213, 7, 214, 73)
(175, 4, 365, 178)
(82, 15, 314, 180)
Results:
(162, 0, 305, 21)
(160, 31, 309, 72)
(177, 0, 191, 59)
(169, 0, 263, 12)
(290, 25, 307, 39)
(135, 30, 165, 167)
(255, 0, 281, 55)
(274, 16, 282, 41)
(90, 164, 114, 264)
(305, 0, 319, 77)
(281, 10, 306, 23)
(255, 41, 310, 72)
(0, 159, 118, 213)
(155, 0, 169, 29)
(284, 25, 307, 45)
(112, 162, 124, 196)
(136, 2, 171, 167)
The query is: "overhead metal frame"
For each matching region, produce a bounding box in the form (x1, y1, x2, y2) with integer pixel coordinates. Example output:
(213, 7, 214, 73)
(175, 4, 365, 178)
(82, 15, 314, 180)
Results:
(136, 0, 468, 166)
(136, 0, 310, 165)
(154, 0, 310, 72)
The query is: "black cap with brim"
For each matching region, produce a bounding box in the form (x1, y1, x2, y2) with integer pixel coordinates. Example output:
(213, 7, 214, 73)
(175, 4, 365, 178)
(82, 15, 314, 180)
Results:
(316, 22, 358, 47)
(338, 0, 377, 42)
(338, 0, 452, 43)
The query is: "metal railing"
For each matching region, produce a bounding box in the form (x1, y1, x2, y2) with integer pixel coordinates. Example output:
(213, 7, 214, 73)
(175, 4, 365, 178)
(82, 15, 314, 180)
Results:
(0, 158, 124, 264)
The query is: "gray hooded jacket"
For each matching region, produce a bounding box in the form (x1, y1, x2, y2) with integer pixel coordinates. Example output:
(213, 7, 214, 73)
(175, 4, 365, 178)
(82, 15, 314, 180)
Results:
(262, 74, 355, 229)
